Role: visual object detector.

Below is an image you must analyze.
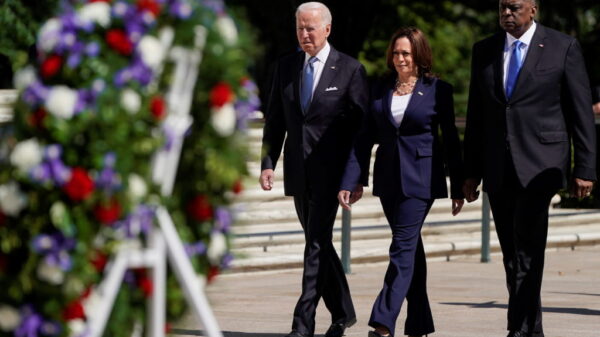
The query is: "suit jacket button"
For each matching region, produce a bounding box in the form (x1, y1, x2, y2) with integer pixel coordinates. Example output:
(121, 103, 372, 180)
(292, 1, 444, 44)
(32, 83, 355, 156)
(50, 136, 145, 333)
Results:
(506, 104, 511, 110)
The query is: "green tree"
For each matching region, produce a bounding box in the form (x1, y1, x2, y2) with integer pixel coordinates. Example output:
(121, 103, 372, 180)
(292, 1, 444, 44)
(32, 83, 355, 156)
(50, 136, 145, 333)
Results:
(0, 0, 60, 68)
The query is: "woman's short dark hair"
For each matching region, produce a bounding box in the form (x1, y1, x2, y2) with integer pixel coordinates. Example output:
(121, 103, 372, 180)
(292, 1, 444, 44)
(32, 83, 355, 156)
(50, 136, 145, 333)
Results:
(386, 27, 433, 78)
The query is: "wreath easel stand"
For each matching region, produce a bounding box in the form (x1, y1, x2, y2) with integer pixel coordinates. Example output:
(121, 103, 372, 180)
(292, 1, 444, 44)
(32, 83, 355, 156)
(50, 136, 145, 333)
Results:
(85, 26, 223, 337)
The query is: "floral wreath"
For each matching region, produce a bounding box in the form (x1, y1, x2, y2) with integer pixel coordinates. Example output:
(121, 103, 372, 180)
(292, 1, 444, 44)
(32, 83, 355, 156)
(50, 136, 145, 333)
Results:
(0, 0, 258, 336)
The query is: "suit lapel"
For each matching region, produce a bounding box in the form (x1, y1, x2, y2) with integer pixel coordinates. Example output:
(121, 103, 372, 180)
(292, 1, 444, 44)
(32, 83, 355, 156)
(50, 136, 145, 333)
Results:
(402, 78, 429, 124)
(305, 48, 339, 116)
(492, 33, 507, 102)
(293, 52, 305, 115)
(383, 80, 397, 127)
(510, 25, 547, 101)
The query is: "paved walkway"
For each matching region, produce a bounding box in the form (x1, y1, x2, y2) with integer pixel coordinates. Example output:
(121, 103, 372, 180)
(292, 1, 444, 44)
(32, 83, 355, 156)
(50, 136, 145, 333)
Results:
(174, 245, 600, 337)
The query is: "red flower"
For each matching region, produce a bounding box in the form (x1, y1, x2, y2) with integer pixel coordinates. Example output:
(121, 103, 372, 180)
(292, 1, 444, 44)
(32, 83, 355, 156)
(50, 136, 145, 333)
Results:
(28, 108, 47, 129)
(63, 168, 95, 201)
(137, 0, 161, 16)
(91, 251, 108, 272)
(165, 323, 172, 334)
(81, 287, 93, 299)
(207, 266, 220, 283)
(186, 195, 213, 222)
(232, 180, 243, 194)
(106, 29, 133, 56)
(63, 300, 86, 320)
(41, 55, 63, 79)
(138, 276, 153, 297)
(150, 96, 166, 120)
(209, 82, 233, 108)
(94, 199, 122, 225)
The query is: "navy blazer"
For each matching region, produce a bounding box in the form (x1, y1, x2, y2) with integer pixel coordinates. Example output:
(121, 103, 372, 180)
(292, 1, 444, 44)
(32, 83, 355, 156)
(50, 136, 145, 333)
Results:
(261, 47, 369, 196)
(341, 76, 464, 200)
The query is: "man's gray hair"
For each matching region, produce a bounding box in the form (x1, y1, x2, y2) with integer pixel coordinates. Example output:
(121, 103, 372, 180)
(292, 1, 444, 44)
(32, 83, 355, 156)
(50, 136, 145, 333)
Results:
(296, 2, 332, 25)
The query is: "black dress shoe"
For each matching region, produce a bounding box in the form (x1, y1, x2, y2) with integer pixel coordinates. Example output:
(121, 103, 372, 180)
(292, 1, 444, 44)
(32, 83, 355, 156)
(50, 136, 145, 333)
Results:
(508, 331, 531, 337)
(325, 317, 357, 337)
(285, 331, 309, 337)
(368, 331, 389, 337)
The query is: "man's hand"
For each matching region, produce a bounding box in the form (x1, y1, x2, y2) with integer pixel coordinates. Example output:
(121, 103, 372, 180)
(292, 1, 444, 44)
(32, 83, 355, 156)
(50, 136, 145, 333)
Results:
(593, 102, 600, 114)
(337, 184, 363, 210)
(571, 177, 594, 198)
(462, 178, 481, 203)
(452, 199, 464, 216)
(259, 169, 274, 191)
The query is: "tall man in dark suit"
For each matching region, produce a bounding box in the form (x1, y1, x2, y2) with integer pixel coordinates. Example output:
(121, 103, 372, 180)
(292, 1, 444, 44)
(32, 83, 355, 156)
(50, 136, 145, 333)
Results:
(259, 2, 368, 337)
(463, 1, 596, 336)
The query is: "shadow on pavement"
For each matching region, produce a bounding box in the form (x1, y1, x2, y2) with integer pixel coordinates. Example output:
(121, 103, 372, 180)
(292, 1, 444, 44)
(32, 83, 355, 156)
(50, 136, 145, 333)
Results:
(548, 291, 600, 297)
(171, 329, 326, 337)
(440, 301, 600, 316)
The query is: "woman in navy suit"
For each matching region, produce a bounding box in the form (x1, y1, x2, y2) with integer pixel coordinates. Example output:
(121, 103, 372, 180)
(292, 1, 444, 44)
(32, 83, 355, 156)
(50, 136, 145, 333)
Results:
(338, 27, 464, 337)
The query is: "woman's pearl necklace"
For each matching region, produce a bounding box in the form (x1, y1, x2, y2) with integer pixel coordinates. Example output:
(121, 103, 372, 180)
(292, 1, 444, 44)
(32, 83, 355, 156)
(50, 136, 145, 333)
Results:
(395, 77, 417, 96)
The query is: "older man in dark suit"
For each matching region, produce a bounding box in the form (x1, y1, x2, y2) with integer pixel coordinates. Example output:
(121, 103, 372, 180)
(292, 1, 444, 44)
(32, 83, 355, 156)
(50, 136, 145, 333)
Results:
(259, 2, 368, 337)
(463, 1, 596, 336)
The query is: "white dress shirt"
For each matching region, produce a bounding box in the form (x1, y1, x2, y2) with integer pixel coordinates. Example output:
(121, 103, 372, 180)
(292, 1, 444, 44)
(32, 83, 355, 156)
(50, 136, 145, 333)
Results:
(303, 42, 331, 95)
(503, 21, 537, 91)
(391, 94, 411, 126)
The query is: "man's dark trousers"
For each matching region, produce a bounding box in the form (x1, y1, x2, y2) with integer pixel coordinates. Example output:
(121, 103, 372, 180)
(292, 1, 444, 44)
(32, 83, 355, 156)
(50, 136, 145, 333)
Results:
(487, 153, 560, 337)
(292, 187, 355, 336)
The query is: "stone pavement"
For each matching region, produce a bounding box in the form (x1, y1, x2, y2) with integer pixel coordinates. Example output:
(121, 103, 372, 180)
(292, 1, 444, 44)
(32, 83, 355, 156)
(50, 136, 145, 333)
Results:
(173, 245, 600, 337)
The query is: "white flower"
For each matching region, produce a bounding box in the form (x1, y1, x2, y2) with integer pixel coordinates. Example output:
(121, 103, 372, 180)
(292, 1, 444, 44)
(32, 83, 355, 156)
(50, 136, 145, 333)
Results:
(82, 288, 102, 320)
(210, 103, 236, 136)
(37, 261, 64, 285)
(68, 319, 87, 336)
(0, 181, 27, 216)
(50, 201, 67, 227)
(115, 239, 142, 251)
(63, 277, 85, 298)
(0, 304, 21, 332)
(207, 231, 227, 264)
(138, 35, 165, 69)
(46, 85, 77, 119)
(10, 138, 43, 174)
(78, 2, 111, 28)
(121, 89, 141, 114)
(13, 66, 37, 90)
(128, 174, 148, 202)
(38, 18, 62, 52)
(216, 16, 238, 45)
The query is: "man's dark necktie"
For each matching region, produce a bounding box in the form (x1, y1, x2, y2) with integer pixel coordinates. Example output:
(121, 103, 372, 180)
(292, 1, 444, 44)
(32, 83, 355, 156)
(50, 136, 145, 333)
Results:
(301, 56, 317, 112)
(506, 40, 523, 99)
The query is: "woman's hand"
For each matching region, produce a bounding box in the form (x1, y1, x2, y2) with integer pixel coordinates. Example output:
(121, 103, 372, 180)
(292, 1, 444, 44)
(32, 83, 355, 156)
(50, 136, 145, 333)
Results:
(338, 184, 364, 210)
(452, 198, 464, 216)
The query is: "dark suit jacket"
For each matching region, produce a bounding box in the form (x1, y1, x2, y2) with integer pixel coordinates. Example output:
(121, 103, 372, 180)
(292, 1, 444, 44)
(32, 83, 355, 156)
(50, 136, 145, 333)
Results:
(464, 24, 597, 193)
(593, 86, 600, 104)
(261, 46, 368, 196)
(340, 76, 464, 200)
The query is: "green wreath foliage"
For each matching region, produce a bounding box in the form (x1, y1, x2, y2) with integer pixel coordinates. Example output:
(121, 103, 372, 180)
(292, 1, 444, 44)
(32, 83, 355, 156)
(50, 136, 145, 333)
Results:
(0, 0, 258, 336)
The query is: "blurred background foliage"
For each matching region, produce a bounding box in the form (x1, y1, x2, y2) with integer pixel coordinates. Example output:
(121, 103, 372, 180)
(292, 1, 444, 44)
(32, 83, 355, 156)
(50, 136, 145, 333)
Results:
(2, 0, 600, 116)
(226, 0, 600, 117)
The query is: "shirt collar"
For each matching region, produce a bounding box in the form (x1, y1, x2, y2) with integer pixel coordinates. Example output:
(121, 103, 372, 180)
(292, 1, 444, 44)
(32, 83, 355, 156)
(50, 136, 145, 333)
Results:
(506, 21, 537, 49)
(305, 41, 331, 64)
